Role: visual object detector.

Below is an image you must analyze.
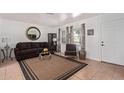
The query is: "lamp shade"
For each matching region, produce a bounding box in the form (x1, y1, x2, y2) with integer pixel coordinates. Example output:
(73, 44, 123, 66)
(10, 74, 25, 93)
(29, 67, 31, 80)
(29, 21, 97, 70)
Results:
(53, 38, 57, 42)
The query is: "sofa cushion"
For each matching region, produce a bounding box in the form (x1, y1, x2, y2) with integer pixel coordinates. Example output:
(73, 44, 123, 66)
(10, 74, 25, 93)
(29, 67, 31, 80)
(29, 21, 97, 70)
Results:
(31, 43, 40, 48)
(16, 49, 38, 55)
(65, 51, 77, 56)
(66, 44, 76, 51)
(39, 42, 48, 48)
(37, 48, 43, 53)
(16, 42, 31, 50)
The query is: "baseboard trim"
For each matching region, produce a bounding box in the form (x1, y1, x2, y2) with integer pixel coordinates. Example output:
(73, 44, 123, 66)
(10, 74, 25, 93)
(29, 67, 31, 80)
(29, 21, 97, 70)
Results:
(101, 61, 124, 67)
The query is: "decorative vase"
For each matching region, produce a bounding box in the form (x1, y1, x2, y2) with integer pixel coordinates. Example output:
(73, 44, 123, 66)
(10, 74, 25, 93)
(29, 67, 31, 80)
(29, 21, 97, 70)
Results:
(79, 50, 86, 60)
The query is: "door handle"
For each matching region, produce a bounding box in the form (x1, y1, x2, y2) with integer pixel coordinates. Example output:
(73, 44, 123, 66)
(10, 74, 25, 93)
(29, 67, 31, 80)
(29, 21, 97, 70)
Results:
(101, 41, 105, 46)
(101, 44, 104, 46)
(101, 41, 104, 43)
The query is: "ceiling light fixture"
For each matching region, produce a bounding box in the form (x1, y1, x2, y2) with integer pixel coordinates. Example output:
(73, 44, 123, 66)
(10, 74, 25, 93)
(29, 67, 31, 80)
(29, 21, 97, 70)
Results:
(46, 13, 55, 15)
(72, 13, 81, 17)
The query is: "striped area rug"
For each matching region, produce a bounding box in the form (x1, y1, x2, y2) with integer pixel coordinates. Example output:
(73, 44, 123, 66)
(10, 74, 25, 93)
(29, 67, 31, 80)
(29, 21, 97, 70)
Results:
(19, 54, 87, 80)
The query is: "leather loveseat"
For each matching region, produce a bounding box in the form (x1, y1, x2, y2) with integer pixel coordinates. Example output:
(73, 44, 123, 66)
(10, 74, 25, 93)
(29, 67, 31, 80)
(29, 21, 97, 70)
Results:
(14, 42, 49, 61)
(65, 44, 77, 56)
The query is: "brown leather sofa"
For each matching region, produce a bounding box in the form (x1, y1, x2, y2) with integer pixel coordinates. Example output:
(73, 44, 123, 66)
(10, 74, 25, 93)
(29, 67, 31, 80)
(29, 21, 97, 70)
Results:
(14, 42, 49, 61)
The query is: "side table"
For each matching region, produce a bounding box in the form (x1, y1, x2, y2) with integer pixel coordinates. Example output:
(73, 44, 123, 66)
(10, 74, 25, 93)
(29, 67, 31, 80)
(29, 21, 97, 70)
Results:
(1, 48, 14, 63)
(9, 48, 14, 60)
(1, 49, 5, 63)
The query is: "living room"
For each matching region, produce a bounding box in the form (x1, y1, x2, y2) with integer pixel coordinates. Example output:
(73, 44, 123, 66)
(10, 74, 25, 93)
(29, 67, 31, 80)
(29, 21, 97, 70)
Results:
(1, 0, 124, 92)
(0, 13, 124, 80)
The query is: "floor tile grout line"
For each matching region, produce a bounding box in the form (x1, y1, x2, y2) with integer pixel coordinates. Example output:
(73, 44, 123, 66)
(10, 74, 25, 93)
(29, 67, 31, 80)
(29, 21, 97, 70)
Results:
(4, 66, 7, 80)
(76, 75, 89, 80)
(16, 61, 26, 80)
(74, 64, 101, 80)
(90, 70, 99, 80)
(69, 75, 81, 80)
(111, 68, 117, 80)
(75, 76, 81, 80)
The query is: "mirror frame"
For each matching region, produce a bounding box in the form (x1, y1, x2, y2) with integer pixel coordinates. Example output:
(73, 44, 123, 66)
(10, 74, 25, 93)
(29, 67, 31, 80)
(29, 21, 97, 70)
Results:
(26, 26, 41, 41)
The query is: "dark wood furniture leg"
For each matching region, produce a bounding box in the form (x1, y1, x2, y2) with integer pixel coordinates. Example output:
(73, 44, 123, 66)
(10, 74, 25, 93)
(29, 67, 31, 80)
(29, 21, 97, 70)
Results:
(9, 48, 13, 61)
(1, 49, 5, 63)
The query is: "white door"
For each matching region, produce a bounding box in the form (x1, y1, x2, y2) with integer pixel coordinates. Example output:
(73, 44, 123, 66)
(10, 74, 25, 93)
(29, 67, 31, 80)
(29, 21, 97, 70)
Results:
(101, 19, 124, 65)
(115, 20, 124, 65)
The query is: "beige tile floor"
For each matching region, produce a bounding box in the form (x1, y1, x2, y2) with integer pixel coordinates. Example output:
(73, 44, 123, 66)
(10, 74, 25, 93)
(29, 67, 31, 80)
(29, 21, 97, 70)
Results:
(0, 59, 25, 80)
(68, 59, 124, 80)
(0, 56, 124, 80)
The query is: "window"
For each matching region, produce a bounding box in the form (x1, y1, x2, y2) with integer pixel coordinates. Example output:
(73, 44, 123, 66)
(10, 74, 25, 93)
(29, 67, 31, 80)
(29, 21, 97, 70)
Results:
(62, 30, 66, 43)
(73, 28, 81, 44)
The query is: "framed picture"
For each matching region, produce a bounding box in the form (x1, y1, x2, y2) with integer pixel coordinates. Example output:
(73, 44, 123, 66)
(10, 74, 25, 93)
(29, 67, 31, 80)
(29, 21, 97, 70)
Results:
(87, 29, 94, 36)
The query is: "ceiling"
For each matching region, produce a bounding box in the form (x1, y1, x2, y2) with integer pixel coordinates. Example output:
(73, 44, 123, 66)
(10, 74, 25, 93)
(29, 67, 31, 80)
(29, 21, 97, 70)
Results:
(0, 13, 100, 26)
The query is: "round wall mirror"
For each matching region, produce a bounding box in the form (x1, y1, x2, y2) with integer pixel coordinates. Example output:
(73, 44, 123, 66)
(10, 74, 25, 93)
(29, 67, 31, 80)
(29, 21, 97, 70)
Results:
(26, 26, 41, 40)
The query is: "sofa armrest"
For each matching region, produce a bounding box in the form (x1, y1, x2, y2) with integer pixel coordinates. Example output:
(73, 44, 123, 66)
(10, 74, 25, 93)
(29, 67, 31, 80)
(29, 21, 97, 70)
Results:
(14, 48, 19, 55)
(14, 48, 20, 52)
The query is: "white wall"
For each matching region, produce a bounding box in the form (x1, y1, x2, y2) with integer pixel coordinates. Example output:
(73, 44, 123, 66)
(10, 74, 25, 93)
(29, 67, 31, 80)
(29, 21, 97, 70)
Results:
(55, 16, 101, 61)
(0, 18, 2, 59)
(84, 16, 101, 61)
(0, 18, 56, 57)
(1, 14, 124, 64)
(54, 13, 124, 62)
